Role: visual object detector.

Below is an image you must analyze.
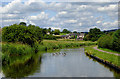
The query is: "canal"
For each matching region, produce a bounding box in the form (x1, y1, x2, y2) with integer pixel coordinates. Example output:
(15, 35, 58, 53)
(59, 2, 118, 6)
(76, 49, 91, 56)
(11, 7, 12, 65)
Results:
(1, 47, 120, 77)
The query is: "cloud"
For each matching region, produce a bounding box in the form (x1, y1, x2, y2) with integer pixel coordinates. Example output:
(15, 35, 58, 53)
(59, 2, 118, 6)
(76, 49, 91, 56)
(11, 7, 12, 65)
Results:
(58, 11, 67, 15)
(96, 21, 101, 24)
(1, 0, 118, 32)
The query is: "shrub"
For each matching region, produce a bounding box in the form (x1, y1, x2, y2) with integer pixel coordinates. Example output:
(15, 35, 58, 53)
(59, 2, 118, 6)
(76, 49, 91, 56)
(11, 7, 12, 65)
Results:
(111, 29, 120, 52)
(98, 29, 120, 52)
(98, 34, 112, 49)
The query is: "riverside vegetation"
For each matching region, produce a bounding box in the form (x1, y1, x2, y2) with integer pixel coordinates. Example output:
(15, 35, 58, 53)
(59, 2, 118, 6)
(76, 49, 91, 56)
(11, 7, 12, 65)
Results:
(2, 22, 97, 65)
(85, 29, 120, 68)
(1, 22, 120, 77)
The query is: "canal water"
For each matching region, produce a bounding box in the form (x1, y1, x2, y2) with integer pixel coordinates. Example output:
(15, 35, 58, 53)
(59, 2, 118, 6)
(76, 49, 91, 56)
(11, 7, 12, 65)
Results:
(1, 47, 120, 77)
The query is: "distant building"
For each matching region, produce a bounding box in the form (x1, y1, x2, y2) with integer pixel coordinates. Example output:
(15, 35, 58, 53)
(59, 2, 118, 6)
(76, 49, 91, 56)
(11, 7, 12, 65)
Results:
(61, 33, 85, 40)
(77, 33, 85, 40)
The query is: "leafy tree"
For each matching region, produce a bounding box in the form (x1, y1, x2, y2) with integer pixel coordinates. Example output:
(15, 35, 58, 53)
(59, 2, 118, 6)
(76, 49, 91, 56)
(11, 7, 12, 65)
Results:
(98, 34, 112, 49)
(48, 28, 52, 34)
(2, 24, 43, 47)
(111, 29, 120, 52)
(42, 28, 47, 36)
(62, 29, 71, 33)
(53, 29, 60, 35)
(83, 34, 90, 41)
(84, 28, 103, 41)
(98, 30, 120, 52)
(19, 22, 26, 26)
(73, 31, 77, 33)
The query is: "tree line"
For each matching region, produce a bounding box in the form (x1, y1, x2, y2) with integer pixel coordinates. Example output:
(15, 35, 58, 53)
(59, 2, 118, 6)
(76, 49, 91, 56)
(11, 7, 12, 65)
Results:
(2, 22, 120, 52)
(2, 22, 72, 46)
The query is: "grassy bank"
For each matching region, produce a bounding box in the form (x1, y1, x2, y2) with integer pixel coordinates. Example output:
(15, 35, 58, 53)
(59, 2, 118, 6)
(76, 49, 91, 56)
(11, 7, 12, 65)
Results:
(98, 47, 120, 54)
(37, 40, 97, 51)
(85, 45, 120, 67)
(2, 40, 97, 66)
(2, 43, 34, 56)
(2, 40, 97, 56)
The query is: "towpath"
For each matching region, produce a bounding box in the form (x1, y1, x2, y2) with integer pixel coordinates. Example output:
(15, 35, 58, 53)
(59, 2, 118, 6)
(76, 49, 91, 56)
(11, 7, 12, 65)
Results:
(93, 46, 120, 56)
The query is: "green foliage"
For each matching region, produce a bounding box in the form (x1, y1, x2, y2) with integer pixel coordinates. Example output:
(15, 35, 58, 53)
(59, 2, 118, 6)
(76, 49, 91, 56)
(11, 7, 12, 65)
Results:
(111, 29, 120, 52)
(84, 28, 103, 41)
(98, 34, 112, 49)
(98, 29, 120, 52)
(19, 22, 26, 26)
(44, 34, 56, 40)
(73, 31, 77, 33)
(2, 24, 43, 46)
(62, 29, 71, 33)
(53, 29, 60, 35)
(2, 43, 33, 55)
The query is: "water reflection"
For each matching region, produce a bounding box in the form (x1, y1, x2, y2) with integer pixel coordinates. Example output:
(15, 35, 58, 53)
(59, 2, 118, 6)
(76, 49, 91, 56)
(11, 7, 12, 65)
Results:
(2, 53, 42, 78)
(2, 48, 120, 78)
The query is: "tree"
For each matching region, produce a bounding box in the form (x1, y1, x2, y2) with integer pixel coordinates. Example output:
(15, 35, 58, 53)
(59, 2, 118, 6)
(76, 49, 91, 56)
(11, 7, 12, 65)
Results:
(111, 29, 120, 52)
(85, 27, 103, 41)
(2, 24, 43, 47)
(53, 29, 60, 35)
(98, 30, 120, 52)
(62, 29, 71, 33)
(73, 31, 77, 33)
(19, 22, 26, 26)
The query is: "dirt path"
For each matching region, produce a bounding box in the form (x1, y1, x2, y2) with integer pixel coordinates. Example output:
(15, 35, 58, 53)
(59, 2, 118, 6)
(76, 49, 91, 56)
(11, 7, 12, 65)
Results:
(93, 46, 120, 56)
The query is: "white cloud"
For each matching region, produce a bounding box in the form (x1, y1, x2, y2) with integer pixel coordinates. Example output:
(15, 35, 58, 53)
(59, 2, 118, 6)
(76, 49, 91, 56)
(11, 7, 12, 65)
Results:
(79, 23, 82, 26)
(97, 4, 117, 11)
(1, 0, 118, 31)
(96, 21, 101, 24)
(58, 11, 67, 15)
(65, 20, 77, 23)
(45, 27, 61, 30)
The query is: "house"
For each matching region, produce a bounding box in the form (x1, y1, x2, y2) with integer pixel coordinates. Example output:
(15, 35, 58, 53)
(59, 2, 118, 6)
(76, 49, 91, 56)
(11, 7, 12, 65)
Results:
(61, 33, 85, 40)
(76, 33, 85, 40)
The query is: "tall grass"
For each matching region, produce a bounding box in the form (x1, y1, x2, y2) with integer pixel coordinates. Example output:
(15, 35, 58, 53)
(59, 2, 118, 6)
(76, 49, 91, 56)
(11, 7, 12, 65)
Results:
(37, 40, 97, 51)
(2, 40, 97, 56)
(2, 43, 34, 56)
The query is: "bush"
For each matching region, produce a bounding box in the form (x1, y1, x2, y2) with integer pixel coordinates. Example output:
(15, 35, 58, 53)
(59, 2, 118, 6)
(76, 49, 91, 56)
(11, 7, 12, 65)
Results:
(111, 29, 120, 52)
(98, 34, 112, 49)
(98, 29, 120, 52)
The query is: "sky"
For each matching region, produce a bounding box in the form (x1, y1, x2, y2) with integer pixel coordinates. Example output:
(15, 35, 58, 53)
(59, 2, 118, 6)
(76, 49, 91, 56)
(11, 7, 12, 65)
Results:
(0, 0, 120, 32)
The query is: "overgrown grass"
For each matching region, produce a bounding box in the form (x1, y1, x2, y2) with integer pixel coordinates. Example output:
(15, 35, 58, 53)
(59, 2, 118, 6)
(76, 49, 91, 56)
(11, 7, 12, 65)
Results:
(37, 40, 97, 51)
(2, 43, 34, 56)
(85, 45, 120, 67)
(2, 40, 97, 55)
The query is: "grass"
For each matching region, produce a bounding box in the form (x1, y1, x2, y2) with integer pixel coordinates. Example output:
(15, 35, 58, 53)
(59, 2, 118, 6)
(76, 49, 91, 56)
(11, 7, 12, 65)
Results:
(37, 40, 97, 51)
(98, 47, 120, 54)
(85, 45, 120, 67)
(2, 43, 34, 56)
(2, 40, 97, 65)
(2, 40, 97, 55)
